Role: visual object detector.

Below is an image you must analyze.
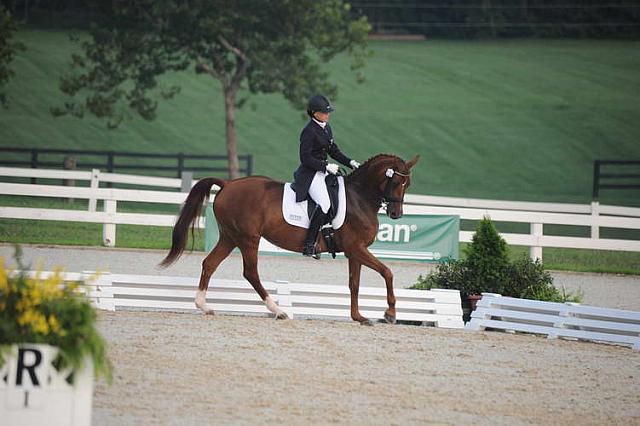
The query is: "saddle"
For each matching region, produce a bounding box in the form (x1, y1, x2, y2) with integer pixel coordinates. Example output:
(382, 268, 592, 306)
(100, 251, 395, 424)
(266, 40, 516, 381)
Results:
(283, 176, 346, 230)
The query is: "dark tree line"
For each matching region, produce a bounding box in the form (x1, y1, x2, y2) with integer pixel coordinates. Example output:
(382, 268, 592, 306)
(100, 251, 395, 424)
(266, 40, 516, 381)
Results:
(350, 0, 640, 38)
(4, 1, 639, 38)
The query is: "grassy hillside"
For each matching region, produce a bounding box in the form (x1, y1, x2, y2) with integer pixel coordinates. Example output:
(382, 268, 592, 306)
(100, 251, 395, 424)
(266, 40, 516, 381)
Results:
(1, 30, 639, 206)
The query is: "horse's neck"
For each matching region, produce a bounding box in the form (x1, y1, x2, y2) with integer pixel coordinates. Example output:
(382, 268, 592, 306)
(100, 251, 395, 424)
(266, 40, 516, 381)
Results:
(346, 168, 384, 214)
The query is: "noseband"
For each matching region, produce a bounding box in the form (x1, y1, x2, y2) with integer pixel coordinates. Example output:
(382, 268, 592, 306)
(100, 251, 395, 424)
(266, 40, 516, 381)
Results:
(382, 168, 409, 204)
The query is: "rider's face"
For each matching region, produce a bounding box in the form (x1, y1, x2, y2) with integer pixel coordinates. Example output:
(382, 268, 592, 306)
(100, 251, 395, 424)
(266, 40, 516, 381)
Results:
(314, 111, 330, 122)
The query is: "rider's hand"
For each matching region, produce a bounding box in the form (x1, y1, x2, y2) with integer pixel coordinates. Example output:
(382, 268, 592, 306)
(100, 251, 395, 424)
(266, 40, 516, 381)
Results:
(326, 163, 339, 175)
(350, 160, 360, 169)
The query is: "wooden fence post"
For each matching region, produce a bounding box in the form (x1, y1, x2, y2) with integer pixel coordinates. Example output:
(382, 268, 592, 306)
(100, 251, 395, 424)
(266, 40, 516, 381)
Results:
(180, 171, 193, 193)
(88, 169, 100, 212)
(591, 201, 600, 239)
(530, 222, 543, 260)
(177, 153, 185, 178)
(103, 199, 117, 247)
(83, 271, 115, 311)
(63, 155, 76, 203)
(30, 149, 38, 184)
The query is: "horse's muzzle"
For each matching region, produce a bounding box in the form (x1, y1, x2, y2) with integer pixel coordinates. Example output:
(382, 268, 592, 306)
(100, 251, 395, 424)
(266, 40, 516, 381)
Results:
(388, 211, 403, 220)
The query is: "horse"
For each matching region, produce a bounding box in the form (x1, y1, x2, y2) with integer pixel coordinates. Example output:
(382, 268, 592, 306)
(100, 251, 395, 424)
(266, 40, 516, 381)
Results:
(160, 153, 420, 325)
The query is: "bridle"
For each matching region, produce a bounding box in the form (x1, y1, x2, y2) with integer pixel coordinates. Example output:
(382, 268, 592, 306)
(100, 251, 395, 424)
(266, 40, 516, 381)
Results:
(382, 168, 410, 204)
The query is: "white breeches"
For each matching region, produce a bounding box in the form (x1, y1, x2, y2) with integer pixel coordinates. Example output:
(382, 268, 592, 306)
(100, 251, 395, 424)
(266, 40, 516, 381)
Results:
(308, 171, 331, 214)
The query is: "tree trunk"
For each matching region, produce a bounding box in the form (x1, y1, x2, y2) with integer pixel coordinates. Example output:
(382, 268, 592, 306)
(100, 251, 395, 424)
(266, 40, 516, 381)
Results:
(223, 88, 241, 179)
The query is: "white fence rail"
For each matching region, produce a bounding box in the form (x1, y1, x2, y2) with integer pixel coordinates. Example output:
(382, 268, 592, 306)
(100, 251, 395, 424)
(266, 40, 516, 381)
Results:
(1, 166, 640, 258)
(466, 293, 640, 350)
(24, 270, 464, 328)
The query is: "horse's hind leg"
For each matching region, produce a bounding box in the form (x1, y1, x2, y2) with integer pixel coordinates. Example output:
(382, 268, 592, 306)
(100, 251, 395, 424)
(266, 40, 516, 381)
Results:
(195, 237, 235, 314)
(238, 241, 289, 320)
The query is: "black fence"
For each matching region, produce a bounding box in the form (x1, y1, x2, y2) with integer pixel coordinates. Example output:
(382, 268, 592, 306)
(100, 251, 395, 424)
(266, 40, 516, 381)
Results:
(0, 147, 253, 180)
(592, 160, 640, 200)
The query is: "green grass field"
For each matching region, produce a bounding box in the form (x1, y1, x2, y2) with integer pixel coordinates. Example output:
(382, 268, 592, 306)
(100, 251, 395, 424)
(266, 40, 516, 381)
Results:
(1, 30, 639, 205)
(1, 30, 639, 273)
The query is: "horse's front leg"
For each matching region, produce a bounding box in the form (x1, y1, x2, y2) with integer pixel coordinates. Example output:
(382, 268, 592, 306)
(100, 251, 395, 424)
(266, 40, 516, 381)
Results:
(351, 246, 396, 324)
(348, 257, 373, 326)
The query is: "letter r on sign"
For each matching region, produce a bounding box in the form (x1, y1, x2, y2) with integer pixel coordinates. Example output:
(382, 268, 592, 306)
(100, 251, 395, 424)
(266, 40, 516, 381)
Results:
(16, 348, 42, 387)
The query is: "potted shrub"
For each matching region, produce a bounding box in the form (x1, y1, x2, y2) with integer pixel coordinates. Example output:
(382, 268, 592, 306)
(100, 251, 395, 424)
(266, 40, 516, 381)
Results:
(412, 217, 581, 321)
(0, 247, 112, 425)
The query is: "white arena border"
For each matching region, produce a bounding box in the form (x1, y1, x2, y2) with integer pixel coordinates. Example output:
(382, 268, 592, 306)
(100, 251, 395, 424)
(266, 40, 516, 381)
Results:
(24, 271, 464, 329)
(16, 271, 640, 349)
(466, 293, 640, 351)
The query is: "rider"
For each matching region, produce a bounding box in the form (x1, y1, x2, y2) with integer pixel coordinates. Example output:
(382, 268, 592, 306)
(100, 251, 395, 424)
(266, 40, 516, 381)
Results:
(293, 94, 360, 257)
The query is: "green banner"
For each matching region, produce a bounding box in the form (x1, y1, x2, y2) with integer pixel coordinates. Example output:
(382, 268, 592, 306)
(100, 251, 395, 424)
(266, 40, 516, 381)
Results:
(205, 204, 458, 262)
(370, 214, 459, 261)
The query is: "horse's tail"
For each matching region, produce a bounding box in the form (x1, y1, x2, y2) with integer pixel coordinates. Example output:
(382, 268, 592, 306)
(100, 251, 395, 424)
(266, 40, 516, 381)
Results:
(159, 177, 226, 268)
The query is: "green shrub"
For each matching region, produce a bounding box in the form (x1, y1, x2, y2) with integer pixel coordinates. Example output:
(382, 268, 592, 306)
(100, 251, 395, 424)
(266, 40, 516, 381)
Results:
(505, 255, 582, 302)
(413, 260, 470, 293)
(464, 217, 510, 296)
(411, 217, 583, 303)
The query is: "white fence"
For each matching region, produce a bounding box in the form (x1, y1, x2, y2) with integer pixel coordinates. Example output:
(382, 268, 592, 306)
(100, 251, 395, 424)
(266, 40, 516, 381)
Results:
(19, 270, 640, 350)
(26, 270, 464, 328)
(466, 293, 640, 350)
(1, 166, 640, 259)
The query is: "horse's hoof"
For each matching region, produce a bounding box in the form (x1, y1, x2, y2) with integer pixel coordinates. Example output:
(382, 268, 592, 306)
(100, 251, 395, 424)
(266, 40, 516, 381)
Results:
(384, 312, 396, 324)
(196, 302, 215, 315)
(360, 319, 374, 326)
(275, 311, 289, 320)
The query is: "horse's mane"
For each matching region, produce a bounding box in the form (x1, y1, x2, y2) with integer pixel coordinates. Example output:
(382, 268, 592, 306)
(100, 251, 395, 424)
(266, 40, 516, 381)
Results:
(345, 153, 403, 182)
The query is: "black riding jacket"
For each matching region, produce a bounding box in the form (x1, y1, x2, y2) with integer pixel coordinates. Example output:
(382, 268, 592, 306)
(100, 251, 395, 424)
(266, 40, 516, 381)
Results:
(292, 120, 352, 202)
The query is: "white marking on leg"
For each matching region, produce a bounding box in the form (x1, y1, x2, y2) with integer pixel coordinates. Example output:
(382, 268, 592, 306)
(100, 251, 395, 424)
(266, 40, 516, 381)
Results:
(265, 296, 288, 319)
(195, 290, 214, 314)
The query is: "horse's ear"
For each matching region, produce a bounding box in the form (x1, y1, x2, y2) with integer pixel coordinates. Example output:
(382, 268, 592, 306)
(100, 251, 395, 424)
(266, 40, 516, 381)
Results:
(406, 154, 420, 169)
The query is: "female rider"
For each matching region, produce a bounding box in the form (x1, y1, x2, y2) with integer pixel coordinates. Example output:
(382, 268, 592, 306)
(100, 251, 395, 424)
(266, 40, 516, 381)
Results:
(292, 95, 360, 257)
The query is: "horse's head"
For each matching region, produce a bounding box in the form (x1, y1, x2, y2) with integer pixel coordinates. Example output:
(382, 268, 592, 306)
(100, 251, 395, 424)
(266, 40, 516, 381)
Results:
(380, 154, 420, 219)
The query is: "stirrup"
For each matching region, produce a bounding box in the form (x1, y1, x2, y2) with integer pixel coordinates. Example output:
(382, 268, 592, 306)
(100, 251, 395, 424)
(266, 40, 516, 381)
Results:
(303, 242, 321, 260)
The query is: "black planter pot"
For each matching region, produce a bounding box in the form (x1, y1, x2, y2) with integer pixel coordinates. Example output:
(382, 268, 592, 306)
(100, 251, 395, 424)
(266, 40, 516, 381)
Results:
(461, 294, 483, 323)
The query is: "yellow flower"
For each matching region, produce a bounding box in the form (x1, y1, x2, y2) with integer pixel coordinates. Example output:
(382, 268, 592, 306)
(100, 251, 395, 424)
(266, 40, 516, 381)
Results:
(41, 269, 65, 300)
(0, 257, 8, 293)
(48, 314, 64, 336)
(18, 309, 50, 335)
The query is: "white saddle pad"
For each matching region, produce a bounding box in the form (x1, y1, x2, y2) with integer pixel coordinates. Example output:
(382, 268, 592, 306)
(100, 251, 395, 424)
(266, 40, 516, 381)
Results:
(282, 177, 346, 230)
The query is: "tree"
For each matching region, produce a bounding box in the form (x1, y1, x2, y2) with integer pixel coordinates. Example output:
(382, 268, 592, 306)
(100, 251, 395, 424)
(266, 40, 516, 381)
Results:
(0, 4, 24, 106)
(54, 0, 370, 178)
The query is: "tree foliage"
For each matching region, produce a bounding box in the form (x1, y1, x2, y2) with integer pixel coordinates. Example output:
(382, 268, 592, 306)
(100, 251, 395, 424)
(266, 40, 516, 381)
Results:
(53, 0, 370, 177)
(0, 5, 24, 106)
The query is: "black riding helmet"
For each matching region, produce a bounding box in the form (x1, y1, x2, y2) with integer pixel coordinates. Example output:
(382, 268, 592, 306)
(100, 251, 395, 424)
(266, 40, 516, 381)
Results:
(307, 94, 334, 117)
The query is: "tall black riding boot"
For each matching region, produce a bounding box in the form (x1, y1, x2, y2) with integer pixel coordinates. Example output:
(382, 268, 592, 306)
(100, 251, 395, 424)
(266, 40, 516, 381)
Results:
(303, 208, 326, 258)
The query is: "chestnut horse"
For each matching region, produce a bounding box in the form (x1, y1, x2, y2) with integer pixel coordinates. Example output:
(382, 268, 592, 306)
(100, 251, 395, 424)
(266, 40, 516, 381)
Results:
(160, 153, 420, 325)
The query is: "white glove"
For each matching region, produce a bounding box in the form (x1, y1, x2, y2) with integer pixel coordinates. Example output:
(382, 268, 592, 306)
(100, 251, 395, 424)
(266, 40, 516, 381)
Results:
(326, 163, 339, 175)
(350, 160, 360, 169)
